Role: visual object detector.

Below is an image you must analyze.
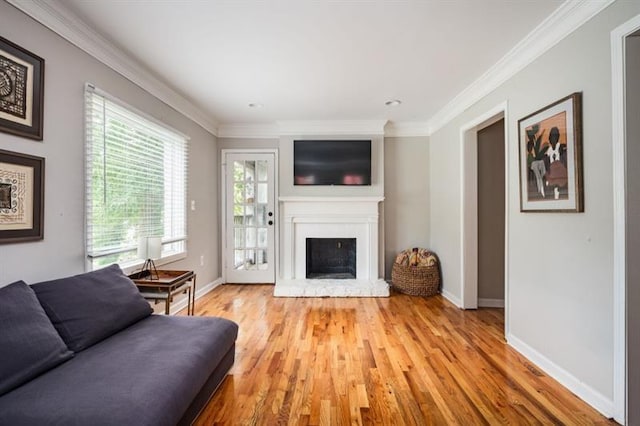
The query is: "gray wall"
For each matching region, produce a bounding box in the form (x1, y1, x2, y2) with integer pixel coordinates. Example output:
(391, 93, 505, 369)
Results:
(384, 136, 429, 279)
(218, 136, 430, 281)
(429, 0, 640, 407)
(625, 33, 640, 426)
(218, 138, 279, 151)
(0, 2, 219, 287)
(477, 119, 505, 301)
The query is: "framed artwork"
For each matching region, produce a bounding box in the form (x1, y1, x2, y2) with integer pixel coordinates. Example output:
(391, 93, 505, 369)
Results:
(0, 149, 44, 243)
(0, 35, 45, 140)
(518, 92, 583, 212)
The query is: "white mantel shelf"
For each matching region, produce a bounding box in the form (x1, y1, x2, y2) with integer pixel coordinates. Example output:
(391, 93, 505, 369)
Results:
(276, 196, 389, 297)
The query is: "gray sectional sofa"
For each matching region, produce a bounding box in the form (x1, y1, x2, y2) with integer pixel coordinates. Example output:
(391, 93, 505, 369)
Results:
(0, 265, 238, 426)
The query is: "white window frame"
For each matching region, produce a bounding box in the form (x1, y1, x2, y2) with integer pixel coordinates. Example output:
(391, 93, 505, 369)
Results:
(84, 83, 189, 272)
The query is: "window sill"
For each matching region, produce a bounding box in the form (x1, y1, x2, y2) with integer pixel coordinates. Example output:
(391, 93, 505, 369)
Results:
(120, 252, 188, 276)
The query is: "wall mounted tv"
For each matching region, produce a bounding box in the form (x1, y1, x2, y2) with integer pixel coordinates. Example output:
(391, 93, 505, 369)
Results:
(294, 140, 372, 186)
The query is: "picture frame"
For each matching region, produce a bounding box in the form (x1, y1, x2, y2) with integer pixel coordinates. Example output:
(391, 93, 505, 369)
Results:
(0, 35, 45, 140)
(518, 92, 583, 212)
(0, 149, 44, 243)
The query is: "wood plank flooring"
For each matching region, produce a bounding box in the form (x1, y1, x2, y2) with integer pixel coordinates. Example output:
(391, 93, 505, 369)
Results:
(191, 284, 614, 425)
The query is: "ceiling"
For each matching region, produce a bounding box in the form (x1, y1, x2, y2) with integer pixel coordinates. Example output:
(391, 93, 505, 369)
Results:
(51, 0, 564, 132)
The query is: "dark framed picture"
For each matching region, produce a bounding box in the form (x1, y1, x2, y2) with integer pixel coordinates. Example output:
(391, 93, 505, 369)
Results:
(0, 36, 45, 140)
(518, 92, 583, 212)
(0, 149, 44, 243)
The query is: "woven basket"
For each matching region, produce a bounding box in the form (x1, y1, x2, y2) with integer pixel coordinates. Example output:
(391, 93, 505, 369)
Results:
(391, 250, 441, 297)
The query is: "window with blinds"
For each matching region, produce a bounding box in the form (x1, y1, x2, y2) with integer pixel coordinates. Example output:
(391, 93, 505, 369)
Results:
(85, 84, 188, 270)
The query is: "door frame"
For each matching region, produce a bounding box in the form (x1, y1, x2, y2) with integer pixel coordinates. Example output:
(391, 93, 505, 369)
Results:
(221, 149, 279, 284)
(612, 13, 640, 425)
(459, 101, 509, 332)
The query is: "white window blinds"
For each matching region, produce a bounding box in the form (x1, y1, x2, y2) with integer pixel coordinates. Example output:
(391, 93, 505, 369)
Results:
(85, 84, 188, 270)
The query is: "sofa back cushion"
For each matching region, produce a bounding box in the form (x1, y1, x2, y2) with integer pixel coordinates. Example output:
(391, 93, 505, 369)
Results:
(32, 264, 153, 352)
(0, 281, 74, 396)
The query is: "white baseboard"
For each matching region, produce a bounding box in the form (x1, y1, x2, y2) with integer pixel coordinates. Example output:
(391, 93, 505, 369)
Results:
(167, 277, 223, 315)
(507, 333, 613, 418)
(441, 289, 462, 307)
(195, 277, 224, 299)
(478, 298, 505, 308)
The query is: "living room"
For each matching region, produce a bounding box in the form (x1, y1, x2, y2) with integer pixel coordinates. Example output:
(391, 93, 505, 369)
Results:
(1, 0, 639, 424)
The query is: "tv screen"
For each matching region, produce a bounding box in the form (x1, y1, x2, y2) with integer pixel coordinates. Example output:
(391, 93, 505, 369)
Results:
(294, 140, 371, 186)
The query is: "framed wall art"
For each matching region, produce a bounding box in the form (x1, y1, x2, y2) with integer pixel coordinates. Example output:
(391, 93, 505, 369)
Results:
(0, 35, 44, 140)
(518, 92, 583, 212)
(0, 149, 44, 243)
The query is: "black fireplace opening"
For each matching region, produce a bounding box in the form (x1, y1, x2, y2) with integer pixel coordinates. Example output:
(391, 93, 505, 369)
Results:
(306, 238, 356, 279)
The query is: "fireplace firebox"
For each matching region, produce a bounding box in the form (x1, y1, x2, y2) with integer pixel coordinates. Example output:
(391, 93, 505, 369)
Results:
(306, 238, 356, 279)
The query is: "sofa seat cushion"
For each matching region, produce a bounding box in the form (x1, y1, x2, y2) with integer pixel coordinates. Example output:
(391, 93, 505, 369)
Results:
(0, 315, 238, 426)
(0, 281, 73, 396)
(32, 264, 153, 352)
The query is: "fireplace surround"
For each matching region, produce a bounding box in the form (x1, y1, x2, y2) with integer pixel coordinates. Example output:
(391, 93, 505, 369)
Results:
(274, 196, 389, 297)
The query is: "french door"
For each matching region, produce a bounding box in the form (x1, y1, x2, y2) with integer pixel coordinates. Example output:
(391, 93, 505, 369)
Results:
(223, 152, 276, 283)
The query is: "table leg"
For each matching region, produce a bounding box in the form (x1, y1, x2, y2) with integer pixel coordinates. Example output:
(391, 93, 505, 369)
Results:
(190, 276, 196, 315)
(164, 289, 171, 315)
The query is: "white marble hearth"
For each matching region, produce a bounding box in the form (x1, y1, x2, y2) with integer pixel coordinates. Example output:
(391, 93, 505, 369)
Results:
(274, 278, 389, 297)
(275, 196, 389, 297)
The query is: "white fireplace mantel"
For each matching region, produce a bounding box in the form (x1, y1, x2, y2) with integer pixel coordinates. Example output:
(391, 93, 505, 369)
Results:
(275, 196, 389, 297)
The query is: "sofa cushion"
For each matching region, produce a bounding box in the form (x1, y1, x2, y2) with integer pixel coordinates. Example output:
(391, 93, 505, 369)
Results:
(0, 281, 73, 396)
(32, 264, 152, 352)
(0, 315, 239, 426)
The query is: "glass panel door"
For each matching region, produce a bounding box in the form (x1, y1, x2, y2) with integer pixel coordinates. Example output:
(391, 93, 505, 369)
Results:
(225, 153, 275, 283)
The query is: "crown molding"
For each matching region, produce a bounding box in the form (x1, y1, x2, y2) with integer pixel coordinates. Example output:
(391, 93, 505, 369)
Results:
(217, 123, 280, 139)
(218, 120, 431, 138)
(218, 120, 389, 138)
(277, 120, 388, 136)
(384, 121, 430, 138)
(426, 0, 616, 135)
(7, 0, 220, 136)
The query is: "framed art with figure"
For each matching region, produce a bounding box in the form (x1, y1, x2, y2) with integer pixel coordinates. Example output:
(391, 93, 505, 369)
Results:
(0, 36, 45, 140)
(0, 149, 44, 243)
(518, 92, 583, 212)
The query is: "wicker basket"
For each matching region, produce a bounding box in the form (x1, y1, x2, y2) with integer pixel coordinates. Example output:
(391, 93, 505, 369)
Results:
(391, 249, 441, 297)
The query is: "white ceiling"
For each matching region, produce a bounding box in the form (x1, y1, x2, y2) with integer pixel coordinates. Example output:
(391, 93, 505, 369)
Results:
(52, 0, 564, 131)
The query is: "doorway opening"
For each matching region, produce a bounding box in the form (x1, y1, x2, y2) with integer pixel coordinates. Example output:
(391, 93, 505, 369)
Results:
(612, 15, 640, 424)
(460, 102, 509, 334)
(221, 150, 277, 284)
(624, 28, 640, 426)
(477, 119, 506, 309)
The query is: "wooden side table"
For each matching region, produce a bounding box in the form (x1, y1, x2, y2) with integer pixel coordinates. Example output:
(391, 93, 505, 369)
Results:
(128, 270, 196, 315)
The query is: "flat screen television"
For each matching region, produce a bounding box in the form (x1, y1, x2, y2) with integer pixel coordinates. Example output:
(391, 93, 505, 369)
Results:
(294, 140, 371, 186)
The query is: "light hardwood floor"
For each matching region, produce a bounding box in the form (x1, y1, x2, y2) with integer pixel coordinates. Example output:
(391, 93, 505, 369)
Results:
(192, 284, 613, 425)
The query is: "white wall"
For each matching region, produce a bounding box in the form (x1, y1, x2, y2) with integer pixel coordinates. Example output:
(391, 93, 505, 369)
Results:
(384, 136, 429, 278)
(429, 0, 640, 412)
(0, 2, 219, 286)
